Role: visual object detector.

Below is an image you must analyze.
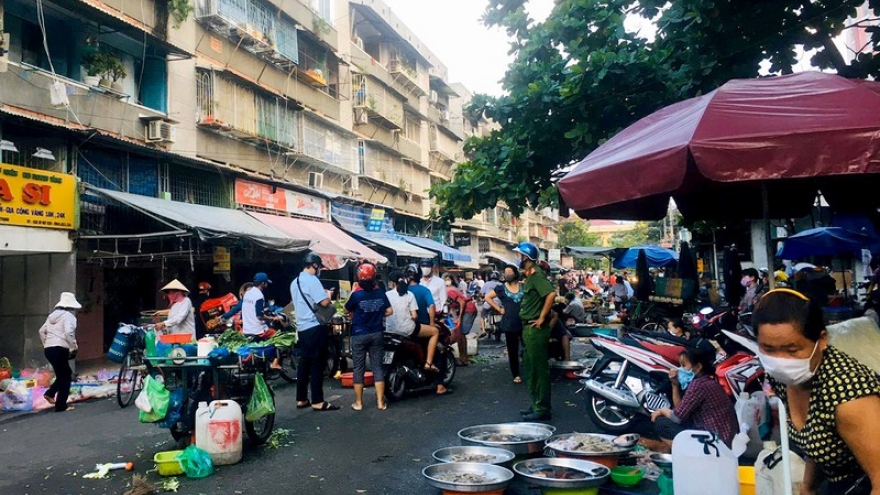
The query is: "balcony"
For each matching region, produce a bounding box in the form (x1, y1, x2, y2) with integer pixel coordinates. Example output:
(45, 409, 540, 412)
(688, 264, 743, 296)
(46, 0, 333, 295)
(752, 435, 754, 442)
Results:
(352, 73, 403, 130)
(297, 115, 359, 175)
(389, 59, 427, 97)
(429, 126, 460, 163)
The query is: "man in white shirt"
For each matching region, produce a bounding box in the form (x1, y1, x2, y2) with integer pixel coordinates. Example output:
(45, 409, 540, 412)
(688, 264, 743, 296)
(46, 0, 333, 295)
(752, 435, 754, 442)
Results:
(155, 279, 195, 335)
(242, 272, 278, 336)
(419, 258, 447, 311)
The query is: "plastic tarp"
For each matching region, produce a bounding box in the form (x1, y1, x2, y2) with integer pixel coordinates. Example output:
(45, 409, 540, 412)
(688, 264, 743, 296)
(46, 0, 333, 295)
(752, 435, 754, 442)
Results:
(613, 245, 679, 269)
(777, 227, 873, 260)
(94, 188, 308, 251)
(559, 72, 880, 220)
(331, 203, 434, 259)
(249, 212, 387, 269)
(481, 251, 516, 267)
(400, 235, 476, 267)
(565, 246, 618, 259)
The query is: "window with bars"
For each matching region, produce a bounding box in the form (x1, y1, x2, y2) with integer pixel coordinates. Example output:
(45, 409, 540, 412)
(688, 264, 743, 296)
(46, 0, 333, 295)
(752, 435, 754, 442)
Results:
(302, 116, 356, 172)
(404, 114, 420, 142)
(478, 238, 490, 253)
(166, 164, 231, 207)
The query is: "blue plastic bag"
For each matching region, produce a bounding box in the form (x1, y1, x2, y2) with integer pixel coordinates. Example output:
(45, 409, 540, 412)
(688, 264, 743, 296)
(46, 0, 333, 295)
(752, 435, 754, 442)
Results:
(157, 388, 185, 429)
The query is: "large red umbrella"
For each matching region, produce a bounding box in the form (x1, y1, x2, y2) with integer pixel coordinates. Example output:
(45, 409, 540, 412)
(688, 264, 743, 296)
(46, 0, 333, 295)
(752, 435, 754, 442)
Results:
(558, 72, 880, 221)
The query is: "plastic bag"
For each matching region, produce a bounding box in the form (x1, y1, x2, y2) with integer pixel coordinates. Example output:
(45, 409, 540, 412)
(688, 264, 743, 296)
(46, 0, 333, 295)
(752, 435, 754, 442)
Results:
(2, 386, 33, 411)
(176, 445, 214, 479)
(827, 316, 880, 373)
(245, 373, 275, 421)
(0, 357, 11, 381)
(137, 375, 171, 423)
(157, 388, 185, 429)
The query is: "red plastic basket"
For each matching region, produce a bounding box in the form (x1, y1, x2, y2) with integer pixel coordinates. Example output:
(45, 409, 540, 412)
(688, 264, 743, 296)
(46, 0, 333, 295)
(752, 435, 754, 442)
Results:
(158, 333, 194, 345)
(340, 372, 374, 388)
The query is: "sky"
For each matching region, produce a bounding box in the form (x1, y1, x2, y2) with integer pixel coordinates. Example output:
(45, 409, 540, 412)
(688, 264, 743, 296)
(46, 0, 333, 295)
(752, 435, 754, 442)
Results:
(380, 0, 556, 97)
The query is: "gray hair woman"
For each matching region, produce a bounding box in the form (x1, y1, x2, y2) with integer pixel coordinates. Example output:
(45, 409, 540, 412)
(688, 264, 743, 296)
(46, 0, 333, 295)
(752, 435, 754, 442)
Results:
(39, 292, 80, 412)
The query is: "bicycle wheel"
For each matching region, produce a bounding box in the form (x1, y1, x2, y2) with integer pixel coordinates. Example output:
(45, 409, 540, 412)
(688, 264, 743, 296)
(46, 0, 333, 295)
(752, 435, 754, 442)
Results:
(116, 351, 145, 408)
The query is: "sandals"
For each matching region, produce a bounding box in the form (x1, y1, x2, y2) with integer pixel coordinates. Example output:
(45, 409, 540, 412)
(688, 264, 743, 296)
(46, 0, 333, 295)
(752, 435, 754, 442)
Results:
(424, 362, 440, 373)
(296, 401, 311, 409)
(513, 376, 522, 384)
(43, 394, 56, 405)
(351, 403, 363, 411)
(377, 403, 387, 411)
(312, 402, 340, 411)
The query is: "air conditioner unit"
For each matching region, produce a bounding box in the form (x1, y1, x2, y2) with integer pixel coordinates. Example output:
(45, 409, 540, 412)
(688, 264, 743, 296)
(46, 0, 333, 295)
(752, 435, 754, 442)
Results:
(353, 36, 364, 50)
(345, 175, 360, 193)
(354, 110, 369, 125)
(308, 171, 324, 189)
(429, 90, 439, 104)
(442, 110, 450, 122)
(146, 121, 176, 143)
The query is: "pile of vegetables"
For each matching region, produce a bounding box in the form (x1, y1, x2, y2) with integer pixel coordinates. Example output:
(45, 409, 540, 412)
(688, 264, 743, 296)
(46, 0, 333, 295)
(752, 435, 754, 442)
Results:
(216, 330, 249, 352)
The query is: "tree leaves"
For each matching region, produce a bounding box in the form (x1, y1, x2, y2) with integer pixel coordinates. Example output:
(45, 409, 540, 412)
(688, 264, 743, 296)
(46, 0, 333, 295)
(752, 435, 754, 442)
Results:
(429, 0, 880, 222)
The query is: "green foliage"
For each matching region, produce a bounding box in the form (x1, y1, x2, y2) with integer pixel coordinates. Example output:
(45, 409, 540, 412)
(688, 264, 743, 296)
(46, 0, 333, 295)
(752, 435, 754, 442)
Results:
(429, 0, 879, 222)
(608, 221, 664, 248)
(168, 0, 194, 29)
(558, 220, 601, 269)
(81, 50, 126, 80)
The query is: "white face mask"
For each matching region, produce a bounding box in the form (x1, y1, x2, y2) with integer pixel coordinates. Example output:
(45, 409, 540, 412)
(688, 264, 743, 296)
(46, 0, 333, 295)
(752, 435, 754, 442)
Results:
(421, 267, 433, 277)
(758, 341, 820, 386)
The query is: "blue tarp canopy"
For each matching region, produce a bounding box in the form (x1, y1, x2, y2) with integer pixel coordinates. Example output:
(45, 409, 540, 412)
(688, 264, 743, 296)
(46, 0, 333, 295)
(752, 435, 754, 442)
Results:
(777, 227, 872, 259)
(331, 203, 435, 259)
(401, 235, 476, 267)
(612, 245, 679, 269)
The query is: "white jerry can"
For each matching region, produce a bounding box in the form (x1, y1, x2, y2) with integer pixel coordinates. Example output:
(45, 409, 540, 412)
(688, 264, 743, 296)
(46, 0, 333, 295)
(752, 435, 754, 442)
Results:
(672, 429, 740, 495)
(195, 400, 243, 466)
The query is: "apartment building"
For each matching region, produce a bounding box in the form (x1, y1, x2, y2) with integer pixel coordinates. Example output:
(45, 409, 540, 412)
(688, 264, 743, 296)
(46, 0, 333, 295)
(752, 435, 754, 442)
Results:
(0, 0, 557, 364)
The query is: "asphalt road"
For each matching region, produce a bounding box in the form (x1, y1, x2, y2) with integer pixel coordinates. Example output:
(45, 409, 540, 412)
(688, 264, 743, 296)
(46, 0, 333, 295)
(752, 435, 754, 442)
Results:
(0, 339, 637, 495)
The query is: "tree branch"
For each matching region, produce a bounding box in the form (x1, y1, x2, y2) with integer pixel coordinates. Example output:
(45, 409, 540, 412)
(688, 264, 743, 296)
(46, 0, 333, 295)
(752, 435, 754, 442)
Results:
(844, 18, 880, 30)
(820, 35, 855, 77)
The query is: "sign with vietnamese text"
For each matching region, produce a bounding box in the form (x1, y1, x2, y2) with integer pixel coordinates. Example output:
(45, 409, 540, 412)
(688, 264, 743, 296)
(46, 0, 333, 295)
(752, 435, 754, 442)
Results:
(453, 233, 471, 247)
(367, 208, 385, 233)
(548, 248, 562, 263)
(0, 163, 76, 230)
(213, 246, 231, 273)
(234, 179, 327, 219)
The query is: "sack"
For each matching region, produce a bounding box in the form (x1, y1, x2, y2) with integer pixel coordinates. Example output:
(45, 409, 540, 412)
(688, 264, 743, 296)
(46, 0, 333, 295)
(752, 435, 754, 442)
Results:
(177, 445, 214, 479)
(296, 276, 336, 325)
(245, 373, 275, 421)
(138, 375, 171, 423)
(0, 357, 12, 381)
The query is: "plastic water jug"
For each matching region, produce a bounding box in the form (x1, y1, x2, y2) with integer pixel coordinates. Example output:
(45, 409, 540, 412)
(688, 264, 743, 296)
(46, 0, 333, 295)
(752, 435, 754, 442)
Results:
(195, 400, 243, 466)
(672, 429, 740, 495)
(197, 337, 217, 358)
(755, 441, 805, 495)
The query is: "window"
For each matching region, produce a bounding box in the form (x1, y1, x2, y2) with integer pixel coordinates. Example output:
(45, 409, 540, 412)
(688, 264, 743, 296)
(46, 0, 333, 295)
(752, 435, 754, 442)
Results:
(478, 238, 490, 253)
(166, 164, 231, 207)
(404, 114, 420, 142)
(484, 208, 497, 226)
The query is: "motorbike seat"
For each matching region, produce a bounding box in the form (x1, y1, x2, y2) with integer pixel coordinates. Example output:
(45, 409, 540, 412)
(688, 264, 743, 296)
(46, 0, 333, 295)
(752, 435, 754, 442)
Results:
(625, 337, 684, 366)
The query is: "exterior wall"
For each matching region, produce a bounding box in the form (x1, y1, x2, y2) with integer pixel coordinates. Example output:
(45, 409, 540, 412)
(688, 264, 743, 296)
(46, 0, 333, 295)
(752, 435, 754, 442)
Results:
(0, 253, 76, 367)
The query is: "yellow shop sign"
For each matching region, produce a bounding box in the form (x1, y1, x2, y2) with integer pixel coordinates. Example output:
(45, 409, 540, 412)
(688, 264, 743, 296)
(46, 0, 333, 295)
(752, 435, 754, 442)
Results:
(0, 163, 77, 230)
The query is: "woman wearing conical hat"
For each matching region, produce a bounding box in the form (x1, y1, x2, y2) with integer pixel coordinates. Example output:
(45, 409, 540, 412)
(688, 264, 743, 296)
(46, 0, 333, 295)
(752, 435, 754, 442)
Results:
(155, 279, 195, 335)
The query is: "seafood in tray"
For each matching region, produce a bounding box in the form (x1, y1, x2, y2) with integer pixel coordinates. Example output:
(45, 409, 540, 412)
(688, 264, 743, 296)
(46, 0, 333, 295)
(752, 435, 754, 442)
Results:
(432, 446, 516, 466)
(423, 463, 515, 492)
(433, 472, 496, 484)
(545, 433, 635, 455)
(514, 458, 610, 489)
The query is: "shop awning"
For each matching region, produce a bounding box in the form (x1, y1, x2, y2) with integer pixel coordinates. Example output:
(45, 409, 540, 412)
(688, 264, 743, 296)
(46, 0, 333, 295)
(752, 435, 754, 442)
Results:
(249, 212, 387, 269)
(400, 235, 477, 268)
(565, 246, 619, 259)
(92, 188, 308, 251)
(481, 251, 516, 267)
(331, 203, 435, 259)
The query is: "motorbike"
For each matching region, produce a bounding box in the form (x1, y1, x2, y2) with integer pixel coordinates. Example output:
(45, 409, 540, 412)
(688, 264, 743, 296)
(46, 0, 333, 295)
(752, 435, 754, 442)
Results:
(580, 325, 764, 433)
(383, 319, 456, 401)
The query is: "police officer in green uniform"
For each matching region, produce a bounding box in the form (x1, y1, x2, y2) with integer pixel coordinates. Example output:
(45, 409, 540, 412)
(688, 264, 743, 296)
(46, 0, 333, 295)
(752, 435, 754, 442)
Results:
(514, 242, 557, 421)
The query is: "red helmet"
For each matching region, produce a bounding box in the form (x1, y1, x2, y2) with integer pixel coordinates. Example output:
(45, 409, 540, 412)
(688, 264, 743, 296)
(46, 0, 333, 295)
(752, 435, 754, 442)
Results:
(357, 263, 377, 282)
(198, 282, 212, 291)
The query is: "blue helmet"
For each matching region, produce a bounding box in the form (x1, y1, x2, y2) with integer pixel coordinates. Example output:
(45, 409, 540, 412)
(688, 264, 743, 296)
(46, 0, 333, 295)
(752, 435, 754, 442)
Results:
(513, 242, 539, 262)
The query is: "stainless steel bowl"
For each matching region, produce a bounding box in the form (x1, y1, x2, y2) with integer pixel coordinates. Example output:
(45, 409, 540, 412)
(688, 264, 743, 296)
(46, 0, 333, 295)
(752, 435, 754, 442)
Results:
(545, 433, 634, 457)
(422, 462, 514, 493)
(432, 446, 516, 466)
(505, 422, 557, 434)
(550, 360, 586, 370)
(649, 453, 673, 475)
(458, 423, 555, 455)
(513, 457, 610, 489)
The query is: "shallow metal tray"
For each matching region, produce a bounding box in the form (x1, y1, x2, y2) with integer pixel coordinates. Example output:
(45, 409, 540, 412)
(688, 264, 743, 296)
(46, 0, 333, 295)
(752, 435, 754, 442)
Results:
(422, 462, 514, 492)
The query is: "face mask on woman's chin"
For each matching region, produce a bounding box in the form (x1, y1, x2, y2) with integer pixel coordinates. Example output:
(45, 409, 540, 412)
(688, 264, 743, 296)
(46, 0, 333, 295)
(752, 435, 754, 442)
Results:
(758, 341, 821, 386)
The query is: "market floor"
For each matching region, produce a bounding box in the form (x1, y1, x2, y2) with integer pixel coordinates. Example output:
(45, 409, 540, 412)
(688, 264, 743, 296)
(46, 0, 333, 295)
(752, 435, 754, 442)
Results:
(0, 339, 641, 495)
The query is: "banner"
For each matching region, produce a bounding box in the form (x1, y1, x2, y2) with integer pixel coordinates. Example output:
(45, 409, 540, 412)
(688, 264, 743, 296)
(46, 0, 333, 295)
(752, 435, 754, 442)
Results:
(548, 248, 562, 263)
(453, 233, 471, 247)
(367, 208, 385, 232)
(234, 179, 327, 219)
(0, 163, 77, 230)
(213, 246, 231, 273)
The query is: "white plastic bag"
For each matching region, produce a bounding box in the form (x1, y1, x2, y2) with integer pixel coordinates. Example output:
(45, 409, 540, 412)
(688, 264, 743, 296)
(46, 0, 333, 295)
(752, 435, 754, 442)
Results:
(134, 387, 152, 413)
(827, 316, 880, 373)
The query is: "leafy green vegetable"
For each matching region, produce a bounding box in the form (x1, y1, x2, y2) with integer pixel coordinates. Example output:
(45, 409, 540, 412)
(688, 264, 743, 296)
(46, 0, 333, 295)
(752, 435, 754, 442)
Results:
(266, 428, 292, 449)
(216, 330, 249, 352)
(161, 477, 180, 492)
(265, 332, 296, 349)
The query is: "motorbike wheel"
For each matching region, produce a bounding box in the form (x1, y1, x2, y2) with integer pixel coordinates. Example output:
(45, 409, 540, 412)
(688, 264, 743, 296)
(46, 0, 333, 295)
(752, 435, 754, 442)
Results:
(585, 379, 638, 434)
(245, 413, 275, 445)
(385, 365, 407, 402)
(325, 340, 341, 378)
(641, 321, 662, 332)
(278, 351, 297, 383)
(441, 352, 456, 387)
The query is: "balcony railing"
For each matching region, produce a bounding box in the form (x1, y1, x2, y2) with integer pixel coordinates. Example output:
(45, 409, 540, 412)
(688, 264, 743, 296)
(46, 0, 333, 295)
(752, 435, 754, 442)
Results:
(352, 73, 403, 130)
(299, 116, 358, 174)
(389, 59, 426, 96)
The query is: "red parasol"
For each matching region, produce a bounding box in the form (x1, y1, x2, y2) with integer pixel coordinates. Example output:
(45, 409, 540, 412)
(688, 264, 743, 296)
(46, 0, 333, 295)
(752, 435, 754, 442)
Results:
(559, 72, 880, 221)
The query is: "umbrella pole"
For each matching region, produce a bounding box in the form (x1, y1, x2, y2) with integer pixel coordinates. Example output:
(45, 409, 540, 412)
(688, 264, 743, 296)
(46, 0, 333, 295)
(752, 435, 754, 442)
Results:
(763, 183, 776, 290)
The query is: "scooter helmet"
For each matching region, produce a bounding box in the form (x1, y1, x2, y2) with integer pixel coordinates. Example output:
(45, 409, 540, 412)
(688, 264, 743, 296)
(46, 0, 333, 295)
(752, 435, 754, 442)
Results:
(404, 263, 420, 282)
(303, 252, 324, 269)
(513, 241, 539, 262)
(419, 258, 435, 268)
(197, 282, 212, 291)
(489, 270, 501, 281)
(357, 262, 377, 282)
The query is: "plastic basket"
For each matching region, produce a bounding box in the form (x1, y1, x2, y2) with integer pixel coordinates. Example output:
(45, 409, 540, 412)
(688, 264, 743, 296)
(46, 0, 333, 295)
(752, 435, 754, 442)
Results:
(154, 450, 185, 476)
(340, 371, 373, 388)
(158, 333, 194, 345)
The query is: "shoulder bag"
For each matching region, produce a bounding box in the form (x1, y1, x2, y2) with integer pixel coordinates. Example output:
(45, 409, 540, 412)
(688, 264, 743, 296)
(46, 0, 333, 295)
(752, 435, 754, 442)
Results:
(296, 276, 337, 326)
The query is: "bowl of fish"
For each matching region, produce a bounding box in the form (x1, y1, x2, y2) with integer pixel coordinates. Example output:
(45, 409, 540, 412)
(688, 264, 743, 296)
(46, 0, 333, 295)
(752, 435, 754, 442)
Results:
(432, 446, 517, 466)
(544, 433, 635, 468)
(513, 457, 610, 489)
(459, 423, 556, 455)
(423, 462, 514, 493)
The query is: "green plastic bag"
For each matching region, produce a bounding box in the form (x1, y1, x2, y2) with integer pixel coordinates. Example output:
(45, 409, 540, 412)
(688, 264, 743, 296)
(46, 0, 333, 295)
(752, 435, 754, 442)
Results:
(245, 373, 275, 422)
(176, 444, 214, 479)
(138, 375, 171, 423)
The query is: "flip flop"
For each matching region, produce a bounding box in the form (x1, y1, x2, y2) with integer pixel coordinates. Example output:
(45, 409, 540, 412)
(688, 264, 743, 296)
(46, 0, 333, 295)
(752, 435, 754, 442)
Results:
(424, 363, 440, 373)
(377, 403, 387, 411)
(513, 377, 522, 384)
(313, 402, 340, 411)
(296, 401, 311, 409)
(351, 403, 363, 411)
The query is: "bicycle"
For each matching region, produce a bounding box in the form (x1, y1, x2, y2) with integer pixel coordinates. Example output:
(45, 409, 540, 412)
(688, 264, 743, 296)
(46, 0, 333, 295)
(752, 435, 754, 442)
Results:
(116, 326, 150, 408)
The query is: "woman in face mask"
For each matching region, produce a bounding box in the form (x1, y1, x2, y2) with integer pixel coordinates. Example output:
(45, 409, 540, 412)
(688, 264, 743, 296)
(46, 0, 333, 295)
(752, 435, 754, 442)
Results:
(738, 268, 761, 313)
(753, 289, 880, 495)
(650, 348, 739, 451)
(485, 265, 525, 383)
